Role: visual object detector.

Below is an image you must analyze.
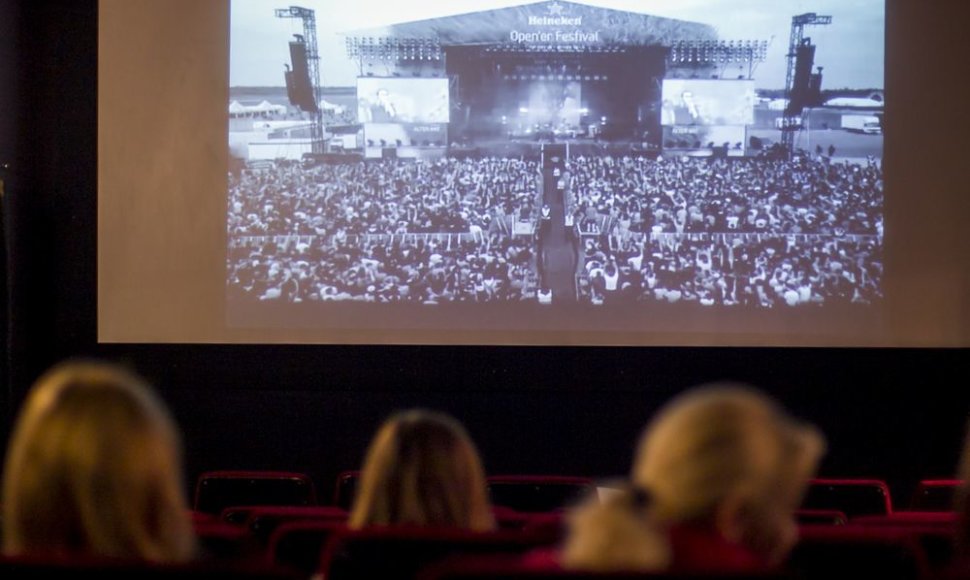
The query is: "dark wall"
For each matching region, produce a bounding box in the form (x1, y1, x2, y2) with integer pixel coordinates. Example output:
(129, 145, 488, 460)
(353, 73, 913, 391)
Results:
(3, 0, 969, 508)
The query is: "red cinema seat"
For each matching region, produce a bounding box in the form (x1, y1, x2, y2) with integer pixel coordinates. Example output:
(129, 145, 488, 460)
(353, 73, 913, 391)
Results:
(0, 555, 300, 580)
(801, 478, 893, 517)
(788, 524, 931, 580)
(911, 479, 963, 512)
(492, 506, 532, 531)
(247, 506, 347, 545)
(333, 470, 360, 511)
(320, 526, 544, 580)
(194, 471, 317, 515)
(419, 553, 793, 580)
(193, 519, 260, 561)
(846, 513, 957, 574)
(521, 513, 567, 544)
(267, 520, 347, 576)
(795, 509, 848, 525)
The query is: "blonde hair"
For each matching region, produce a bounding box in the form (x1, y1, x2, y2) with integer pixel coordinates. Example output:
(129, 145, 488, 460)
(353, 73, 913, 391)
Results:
(635, 385, 825, 562)
(2, 360, 196, 561)
(349, 410, 494, 531)
(560, 486, 670, 572)
(562, 384, 824, 571)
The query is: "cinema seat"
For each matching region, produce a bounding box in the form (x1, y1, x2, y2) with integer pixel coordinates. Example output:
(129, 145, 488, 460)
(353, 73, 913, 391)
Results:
(248, 507, 346, 546)
(486, 476, 596, 513)
(801, 478, 893, 517)
(194, 471, 317, 515)
(794, 509, 848, 525)
(846, 514, 957, 573)
(333, 470, 360, 511)
(492, 505, 532, 531)
(0, 556, 301, 580)
(788, 524, 930, 580)
(910, 479, 962, 512)
(267, 520, 347, 576)
(521, 513, 567, 544)
(221, 504, 347, 526)
(194, 519, 261, 561)
(320, 526, 544, 580)
(851, 512, 957, 527)
(418, 554, 793, 580)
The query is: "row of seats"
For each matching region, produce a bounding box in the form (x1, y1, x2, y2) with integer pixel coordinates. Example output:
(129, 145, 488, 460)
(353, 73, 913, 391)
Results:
(193, 470, 965, 518)
(181, 471, 966, 579)
(5, 517, 962, 580)
(191, 511, 960, 579)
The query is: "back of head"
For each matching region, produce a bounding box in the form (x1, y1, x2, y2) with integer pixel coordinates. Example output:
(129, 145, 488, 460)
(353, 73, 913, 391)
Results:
(2, 360, 196, 561)
(349, 409, 494, 531)
(561, 487, 670, 573)
(634, 384, 824, 564)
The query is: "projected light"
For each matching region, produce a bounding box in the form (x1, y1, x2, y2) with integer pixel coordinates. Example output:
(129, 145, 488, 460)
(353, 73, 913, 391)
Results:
(176, 0, 891, 344)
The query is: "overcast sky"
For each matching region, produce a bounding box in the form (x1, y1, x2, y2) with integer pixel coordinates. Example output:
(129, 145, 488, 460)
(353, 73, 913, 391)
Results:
(230, 0, 884, 90)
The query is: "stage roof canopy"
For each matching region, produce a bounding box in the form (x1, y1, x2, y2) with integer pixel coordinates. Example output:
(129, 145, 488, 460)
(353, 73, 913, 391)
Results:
(345, 0, 717, 47)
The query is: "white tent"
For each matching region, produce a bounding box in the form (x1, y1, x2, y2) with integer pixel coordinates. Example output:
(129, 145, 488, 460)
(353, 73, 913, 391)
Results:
(228, 100, 287, 116)
(320, 99, 346, 114)
(824, 97, 885, 110)
(256, 100, 287, 115)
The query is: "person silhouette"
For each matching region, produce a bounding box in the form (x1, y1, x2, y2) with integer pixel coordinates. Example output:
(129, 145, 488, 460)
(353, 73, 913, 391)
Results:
(370, 88, 398, 122)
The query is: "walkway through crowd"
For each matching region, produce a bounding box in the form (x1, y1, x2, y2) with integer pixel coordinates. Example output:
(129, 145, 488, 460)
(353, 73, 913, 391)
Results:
(537, 148, 578, 303)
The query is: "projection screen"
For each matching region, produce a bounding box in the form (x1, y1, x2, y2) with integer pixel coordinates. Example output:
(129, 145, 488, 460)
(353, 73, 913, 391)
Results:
(98, 0, 970, 346)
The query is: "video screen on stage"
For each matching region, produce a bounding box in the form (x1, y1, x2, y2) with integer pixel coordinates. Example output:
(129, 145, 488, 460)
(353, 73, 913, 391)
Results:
(102, 0, 970, 347)
(357, 78, 450, 124)
(661, 80, 757, 126)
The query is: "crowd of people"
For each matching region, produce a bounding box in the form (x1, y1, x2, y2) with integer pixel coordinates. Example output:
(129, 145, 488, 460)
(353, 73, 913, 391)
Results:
(564, 153, 883, 306)
(228, 157, 540, 238)
(567, 153, 883, 237)
(227, 152, 885, 309)
(227, 232, 537, 304)
(579, 233, 882, 307)
(5, 359, 968, 576)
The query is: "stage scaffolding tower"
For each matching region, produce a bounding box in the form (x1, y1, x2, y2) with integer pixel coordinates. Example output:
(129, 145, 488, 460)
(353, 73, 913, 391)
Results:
(782, 13, 831, 155)
(275, 6, 325, 155)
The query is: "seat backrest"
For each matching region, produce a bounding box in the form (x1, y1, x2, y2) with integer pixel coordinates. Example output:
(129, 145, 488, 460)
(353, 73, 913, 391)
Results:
(487, 476, 596, 514)
(419, 553, 794, 580)
(847, 514, 957, 574)
(244, 506, 348, 544)
(267, 520, 347, 576)
(801, 478, 893, 517)
(321, 527, 543, 580)
(521, 513, 567, 544)
(194, 471, 317, 514)
(794, 509, 848, 526)
(852, 512, 957, 527)
(0, 555, 300, 580)
(194, 520, 261, 561)
(492, 506, 531, 531)
(788, 524, 930, 580)
(333, 470, 360, 511)
(911, 480, 962, 512)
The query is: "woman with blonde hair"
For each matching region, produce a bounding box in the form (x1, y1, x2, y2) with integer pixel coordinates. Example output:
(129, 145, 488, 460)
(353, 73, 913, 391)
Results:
(2, 360, 197, 561)
(349, 409, 495, 531)
(562, 384, 825, 573)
